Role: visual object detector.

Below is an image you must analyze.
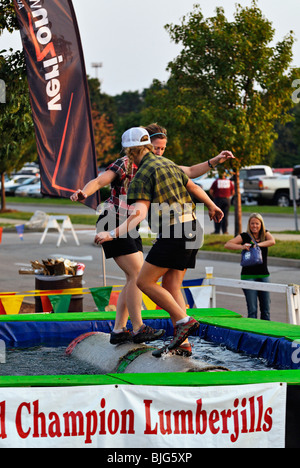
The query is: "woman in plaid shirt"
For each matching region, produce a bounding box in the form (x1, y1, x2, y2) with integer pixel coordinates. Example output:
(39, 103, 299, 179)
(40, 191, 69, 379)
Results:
(96, 128, 226, 356)
(72, 126, 233, 353)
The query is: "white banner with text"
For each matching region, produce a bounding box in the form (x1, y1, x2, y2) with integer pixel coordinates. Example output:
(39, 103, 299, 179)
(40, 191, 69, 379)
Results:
(0, 383, 286, 448)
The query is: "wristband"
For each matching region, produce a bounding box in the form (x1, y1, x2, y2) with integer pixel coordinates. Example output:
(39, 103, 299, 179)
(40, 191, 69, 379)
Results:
(109, 230, 116, 238)
(208, 159, 214, 169)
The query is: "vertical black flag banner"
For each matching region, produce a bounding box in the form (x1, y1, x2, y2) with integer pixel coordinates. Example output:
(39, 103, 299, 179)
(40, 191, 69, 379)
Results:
(13, 0, 100, 210)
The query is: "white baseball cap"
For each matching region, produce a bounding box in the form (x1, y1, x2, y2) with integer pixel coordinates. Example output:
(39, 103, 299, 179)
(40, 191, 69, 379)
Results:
(122, 127, 151, 148)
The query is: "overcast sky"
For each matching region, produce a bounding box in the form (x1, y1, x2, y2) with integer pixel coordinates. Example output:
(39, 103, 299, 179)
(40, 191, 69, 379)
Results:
(1, 0, 300, 95)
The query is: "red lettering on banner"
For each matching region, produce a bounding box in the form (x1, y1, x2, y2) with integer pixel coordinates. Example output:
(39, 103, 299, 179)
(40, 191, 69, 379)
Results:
(99, 398, 106, 435)
(144, 396, 274, 442)
(48, 412, 62, 438)
(0, 401, 7, 440)
(196, 399, 207, 434)
(249, 396, 256, 432)
(15, 402, 31, 439)
(256, 395, 264, 432)
(263, 407, 273, 432)
(63, 411, 84, 438)
(174, 409, 194, 435)
(85, 411, 97, 444)
(220, 409, 232, 435)
(209, 410, 220, 435)
(159, 410, 172, 435)
(120, 410, 135, 435)
(241, 398, 248, 434)
(144, 400, 158, 435)
(231, 399, 240, 443)
(5, 393, 276, 445)
(32, 400, 47, 438)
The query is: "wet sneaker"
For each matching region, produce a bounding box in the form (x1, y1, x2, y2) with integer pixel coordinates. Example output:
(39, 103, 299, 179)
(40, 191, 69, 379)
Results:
(152, 345, 169, 358)
(168, 317, 199, 351)
(174, 342, 192, 357)
(110, 328, 133, 345)
(132, 325, 165, 344)
(152, 342, 193, 358)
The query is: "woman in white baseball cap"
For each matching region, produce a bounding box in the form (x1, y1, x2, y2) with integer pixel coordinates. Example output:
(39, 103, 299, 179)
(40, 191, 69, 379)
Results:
(71, 125, 233, 353)
(96, 126, 225, 357)
(71, 128, 166, 346)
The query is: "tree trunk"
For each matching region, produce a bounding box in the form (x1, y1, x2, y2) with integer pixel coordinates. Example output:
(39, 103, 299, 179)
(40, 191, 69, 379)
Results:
(234, 169, 242, 236)
(0, 173, 6, 213)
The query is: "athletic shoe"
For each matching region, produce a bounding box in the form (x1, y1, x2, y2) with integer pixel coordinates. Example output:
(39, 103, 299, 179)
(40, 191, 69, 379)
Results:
(132, 325, 165, 344)
(152, 342, 193, 358)
(168, 317, 200, 351)
(152, 345, 169, 358)
(174, 342, 192, 357)
(110, 328, 133, 345)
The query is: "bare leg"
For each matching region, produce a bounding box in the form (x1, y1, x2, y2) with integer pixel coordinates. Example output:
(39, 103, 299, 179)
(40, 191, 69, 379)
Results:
(113, 251, 144, 332)
(161, 269, 187, 325)
(161, 269, 189, 345)
(137, 262, 188, 324)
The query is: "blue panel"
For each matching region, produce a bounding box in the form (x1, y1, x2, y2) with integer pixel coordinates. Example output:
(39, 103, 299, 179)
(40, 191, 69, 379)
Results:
(0, 318, 298, 370)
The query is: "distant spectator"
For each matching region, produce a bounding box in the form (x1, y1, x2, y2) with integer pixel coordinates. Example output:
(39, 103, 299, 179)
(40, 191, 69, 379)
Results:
(224, 213, 276, 320)
(209, 173, 235, 234)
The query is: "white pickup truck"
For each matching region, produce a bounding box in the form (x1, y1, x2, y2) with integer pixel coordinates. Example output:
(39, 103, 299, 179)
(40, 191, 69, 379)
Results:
(244, 165, 300, 207)
(193, 165, 273, 195)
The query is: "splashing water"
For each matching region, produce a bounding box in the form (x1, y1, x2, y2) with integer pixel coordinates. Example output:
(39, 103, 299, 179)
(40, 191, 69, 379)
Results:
(0, 336, 272, 376)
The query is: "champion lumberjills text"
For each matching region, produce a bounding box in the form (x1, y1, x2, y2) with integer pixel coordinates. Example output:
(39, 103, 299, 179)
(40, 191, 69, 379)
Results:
(0, 395, 273, 445)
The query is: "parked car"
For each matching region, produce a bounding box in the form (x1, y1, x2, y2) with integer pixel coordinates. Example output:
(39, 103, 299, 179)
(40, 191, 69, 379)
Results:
(4, 176, 40, 196)
(192, 171, 218, 193)
(192, 165, 275, 205)
(239, 165, 274, 180)
(17, 163, 40, 176)
(15, 180, 42, 198)
(232, 165, 275, 204)
(243, 166, 300, 207)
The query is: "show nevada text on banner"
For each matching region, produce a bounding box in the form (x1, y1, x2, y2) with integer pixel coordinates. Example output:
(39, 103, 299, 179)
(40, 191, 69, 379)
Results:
(13, 0, 100, 210)
(0, 383, 287, 448)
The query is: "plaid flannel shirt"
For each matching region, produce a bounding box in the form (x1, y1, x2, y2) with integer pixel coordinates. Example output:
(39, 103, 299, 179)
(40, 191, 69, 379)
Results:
(104, 156, 137, 217)
(127, 152, 195, 232)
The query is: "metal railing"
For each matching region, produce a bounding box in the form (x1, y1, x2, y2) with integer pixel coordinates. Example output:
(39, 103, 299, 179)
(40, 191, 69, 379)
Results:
(205, 277, 300, 325)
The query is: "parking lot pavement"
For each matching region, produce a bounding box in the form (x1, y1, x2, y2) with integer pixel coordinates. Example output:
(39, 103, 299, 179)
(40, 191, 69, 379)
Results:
(0, 226, 299, 323)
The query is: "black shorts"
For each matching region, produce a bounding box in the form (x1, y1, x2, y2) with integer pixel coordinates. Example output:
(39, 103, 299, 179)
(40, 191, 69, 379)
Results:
(145, 220, 202, 271)
(97, 210, 143, 259)
(101, 236, 143, 259)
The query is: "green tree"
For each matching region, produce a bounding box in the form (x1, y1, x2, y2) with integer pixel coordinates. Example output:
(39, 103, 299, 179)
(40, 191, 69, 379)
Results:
(87, 78, 145, 166)
(0, 0, 36, 211)
(144, 2, 299, 233)
(272, 102, 300, 168)
(0, 49, 35, 211)
(0, 0, 19, 33)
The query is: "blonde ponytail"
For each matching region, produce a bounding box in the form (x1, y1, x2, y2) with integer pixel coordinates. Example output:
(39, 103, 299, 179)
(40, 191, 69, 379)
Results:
(123, 136, 153, 192)
(124, 152, 135, 193)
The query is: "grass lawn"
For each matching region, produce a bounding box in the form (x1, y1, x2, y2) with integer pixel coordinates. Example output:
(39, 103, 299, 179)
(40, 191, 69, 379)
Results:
(1, 198, 299, 260)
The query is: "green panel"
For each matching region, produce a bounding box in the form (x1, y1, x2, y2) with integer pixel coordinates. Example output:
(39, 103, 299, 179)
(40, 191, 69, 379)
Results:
(108, 370, 300, 387)
(0, 312, 115, 322)
(0, 374, 121, 388)
(0, 308, 241, 322)
(1, 370, 300, 389)
(198, 317, 300, 342)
